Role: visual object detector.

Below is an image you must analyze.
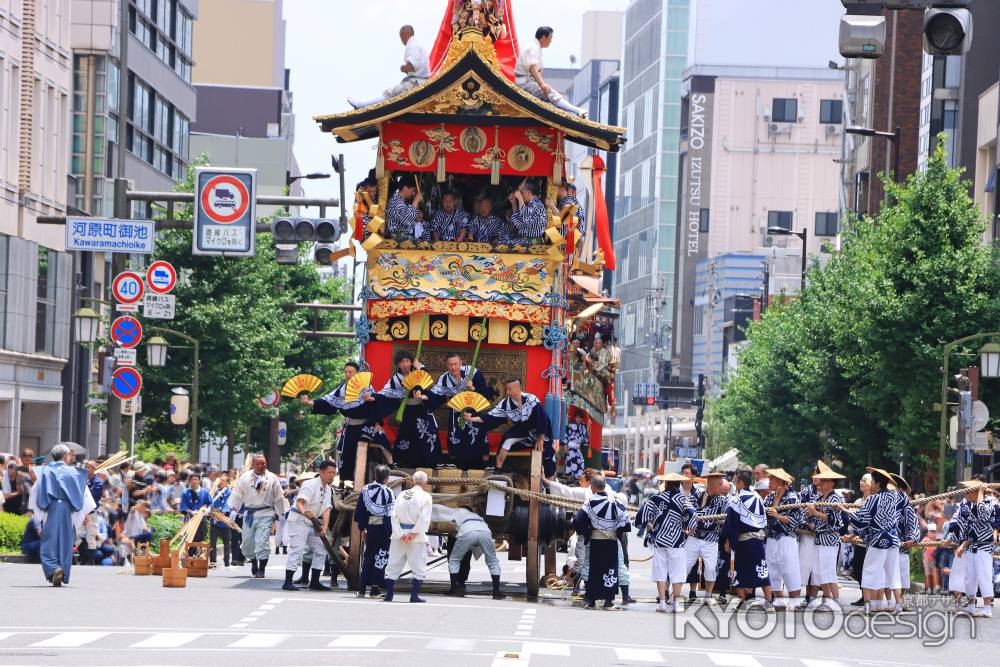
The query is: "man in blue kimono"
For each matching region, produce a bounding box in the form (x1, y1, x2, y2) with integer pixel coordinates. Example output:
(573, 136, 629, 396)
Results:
(572, 473, 630, 609)
(33, 443, 89, 586)
(180, 473, 212, 549)
(466, 378, 556, 477)
(428, 352, 495, 469)
(354, 464, 395, 598)
(378, 350, 440, 469)
(721, 469, 773, 607)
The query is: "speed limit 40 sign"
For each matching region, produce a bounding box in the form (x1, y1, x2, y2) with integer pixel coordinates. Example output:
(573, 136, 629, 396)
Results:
(193, 167, 257, 258)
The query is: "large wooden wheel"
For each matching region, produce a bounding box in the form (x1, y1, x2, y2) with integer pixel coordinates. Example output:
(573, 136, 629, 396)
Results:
(525, 449, 542, 597)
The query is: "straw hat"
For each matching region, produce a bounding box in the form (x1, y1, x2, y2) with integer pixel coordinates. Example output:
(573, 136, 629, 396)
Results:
(703, 471, 727, 479)
(815, 462, 846, 481)
(655, 472, 689, 483)
(816, 460, 835, 475)
(865, 467, 895, 488)
(768, 467, 794, 484)
(888, 473, 911, 494)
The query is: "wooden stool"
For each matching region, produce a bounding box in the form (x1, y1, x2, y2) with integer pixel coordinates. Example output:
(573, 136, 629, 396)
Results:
(134, 542, 152, 576)
(151, 539, 172, 575)
(185, 542, 209, 578)
(162, 549, 188, 588)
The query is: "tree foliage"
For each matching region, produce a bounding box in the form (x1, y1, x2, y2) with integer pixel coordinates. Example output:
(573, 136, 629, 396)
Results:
(136, 160, 353, 462)
(714, 142, 1000, 489)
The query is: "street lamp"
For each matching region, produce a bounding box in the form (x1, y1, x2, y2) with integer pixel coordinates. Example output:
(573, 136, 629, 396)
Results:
(766, 226, 808, 288)
(286, 172, 331, 187)
(146, 336, 170, 367)
(845, 125, 902, 186)
(979, 342, 1000, 378)
(73, 307, 101, 345)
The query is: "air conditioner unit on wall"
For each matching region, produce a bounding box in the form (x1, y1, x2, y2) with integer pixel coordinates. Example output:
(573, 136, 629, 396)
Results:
(826, 124, 841, 136)
(768, 123, 792, 135)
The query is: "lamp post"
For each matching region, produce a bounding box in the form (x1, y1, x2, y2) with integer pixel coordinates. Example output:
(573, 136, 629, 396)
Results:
(937, 332, 1000, 491)
(73, 307, 101, 345)
(145, 327, 200, 464)
(845, 125, 902, 197)
(285, 172, 332, 187)
(766, 226, 809, 289)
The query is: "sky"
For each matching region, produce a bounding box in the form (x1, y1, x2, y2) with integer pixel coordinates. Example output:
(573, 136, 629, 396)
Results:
(284, 0, 629, 209)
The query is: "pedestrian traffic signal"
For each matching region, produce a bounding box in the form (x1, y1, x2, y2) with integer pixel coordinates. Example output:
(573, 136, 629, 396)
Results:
(271, 217, 343, 243)
(923, 5, 972, 55)
(839, 1, 973, 57)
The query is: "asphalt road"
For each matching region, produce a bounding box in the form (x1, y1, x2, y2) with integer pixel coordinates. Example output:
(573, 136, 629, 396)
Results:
(2, 536, 998, 666)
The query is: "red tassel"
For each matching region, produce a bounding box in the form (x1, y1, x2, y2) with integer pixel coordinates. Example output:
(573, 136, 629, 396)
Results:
(592, 155, 615, 270)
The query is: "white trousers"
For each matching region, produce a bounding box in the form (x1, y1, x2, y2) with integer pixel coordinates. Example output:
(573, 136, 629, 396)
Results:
(799, 536, 818, 586)
(899, 550, 910, 590)
(684, 537, 719, 581)
(861, 546, 900, 590)
(651, 546, 687, 584)
(285, 520, 326, 572)
(814, 544, 840, 586)
(766, 536, 802, 594)
(964, 550, 994, 599)
(385, 539, 428, 581)
(949, 552, 967, 593)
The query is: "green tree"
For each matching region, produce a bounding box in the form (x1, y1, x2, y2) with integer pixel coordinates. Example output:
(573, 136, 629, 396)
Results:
(137, 161, 352, 463)
(714, 141, 1000, 488)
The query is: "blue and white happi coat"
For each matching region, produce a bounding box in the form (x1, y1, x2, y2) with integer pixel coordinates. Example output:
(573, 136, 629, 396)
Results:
(510, 197, 547, 241)
(850, 489, 901, 549)
(764, 489, 804, 539)
(468, 214, 507, 244)
(378, 372, 438, 468)
(811, 490, 845, 546)
(386, 191, 430, 242)
(563, 422, 588, 480)
(430, 208, 469, 241)
(429, 367, 493, 467)
(959, 497, 998, 554)
(647, 488, 695, 549)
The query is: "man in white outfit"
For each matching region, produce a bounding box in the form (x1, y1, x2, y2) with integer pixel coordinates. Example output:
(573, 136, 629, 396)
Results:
(384, 470, 433, 603)
(283, 461, 334, 592)
(229, 455, 289, 579)
(515, 26, 587, 117)
(348, 25, 430, 109)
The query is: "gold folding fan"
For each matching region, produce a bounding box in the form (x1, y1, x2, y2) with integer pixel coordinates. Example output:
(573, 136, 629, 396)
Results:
(402, 369, 434, 391)
(281, 374, 324, 398)
(344, 372, 373, 403)
(447, 391, 490, 414)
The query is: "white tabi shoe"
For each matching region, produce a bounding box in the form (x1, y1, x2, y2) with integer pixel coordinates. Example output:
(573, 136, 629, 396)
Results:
(656, 600, 668, 613)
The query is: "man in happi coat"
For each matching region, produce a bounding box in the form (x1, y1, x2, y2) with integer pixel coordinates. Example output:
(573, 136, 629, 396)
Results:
(354, 465, 395, 598)
(283, 461, 335, 592)
(762, 468, 805, 609)
(466, 378, 556, 476)
(685, 471, 728, 605)
(435, 505, 506, 600)
(572, 473, 630, 609)
(378, 350, 439, 468)
(302, 361, 392, 485)
(430, 191, 470, 242)
(849, 467, 901, 613)
(29, 443, 91, 586)
(953, 479, 998, 617)
(646, 473, 696, 613)
(384, 471, 433, 603)
(229, 455, 289, 579)
(802, 464, 847, 608)
(721, 469, 773, 606)
(563, 412, 588, 482)
(798, 463, 822, 603)
(427, 352, 495, 469)
(506, 181, 548, 243)
(468, 196, 506, 244)
(385, 175, 429, 242)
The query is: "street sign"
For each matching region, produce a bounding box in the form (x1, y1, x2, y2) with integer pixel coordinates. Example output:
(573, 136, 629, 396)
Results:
(112, 271, 145, 304)
(143, 293, 176, 320)
(972, 400, 989, 432)
(113, 348, 137, 367)
(277, 421, 288, 446)
(972, 431, 991, 453)
(122, 395, 142, 416)
(66, 218, 155, 254)
(110, 316, 143, 349)
(146, 260, 177, 294)
(110, 367, 143, 401)
(194, 167, 257, 257)
(675, 447, 700, 459)
(258, 389, 280, 408)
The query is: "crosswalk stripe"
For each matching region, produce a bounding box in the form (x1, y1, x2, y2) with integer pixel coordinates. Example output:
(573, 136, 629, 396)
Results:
(228, 634, 290, 648)
(521, 642, 570, 656)
(0, 633, 15, 642)
(802, 661, 851, 667)
(709, 652, 763, 667)
(327, 635, 387, 648)
(425, 638, 477, 651)
(130, 633, 203, 648)
(491, 650, 529, 666)
(614, 648, 665, 662)
(31, 632, 110, 648)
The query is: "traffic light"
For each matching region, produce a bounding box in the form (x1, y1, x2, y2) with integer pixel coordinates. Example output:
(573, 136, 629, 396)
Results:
(272, 216, 342, 243)
(923, 4, 972, 55)
(839, 1, 886, 59)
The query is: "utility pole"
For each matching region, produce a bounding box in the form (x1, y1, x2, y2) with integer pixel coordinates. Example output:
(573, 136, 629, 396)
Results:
(106, 0, 131, 455)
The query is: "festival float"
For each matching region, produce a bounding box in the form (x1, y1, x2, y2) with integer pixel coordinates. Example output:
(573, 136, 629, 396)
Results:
(311, 0, 625, 596)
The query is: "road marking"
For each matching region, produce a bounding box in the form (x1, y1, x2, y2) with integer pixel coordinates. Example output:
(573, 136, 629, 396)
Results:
(267, 598, 286, 604)
(259, 604, 276, 610)
(0, 633, 14, 642)
(284, 597, 522, 612)
(31, 632, 109, 648)
(492, 650, 529, 666)
(249, 611, 267, 617)
(614, 648, 664, 662)
(514, 632, 530, 637)
(521, 642, 570, 656)
(709, 653, 763, 667)
(425, 638, 477, 651)
(229, 634, 291, 648)
(130, 633, 203, 648)
(803, 662, 851, 667)
(238, 617, 258, 623)
(231, 624, 248, 629)
(327, 635, 387, 648)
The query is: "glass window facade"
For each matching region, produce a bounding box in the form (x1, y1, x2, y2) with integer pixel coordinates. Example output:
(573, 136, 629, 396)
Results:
(130, 0, 193, 83)
(35, 247, 56, 355)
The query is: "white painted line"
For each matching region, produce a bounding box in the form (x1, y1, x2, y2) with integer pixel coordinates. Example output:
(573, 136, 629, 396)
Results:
(521, 642, 570, 656)
(327, 635, 387, 648)
(267, 597, 286, 604)
(514, 632, 530, 637)
(258, 604, 276, 610)
(0, 633, 14, 641)
(249, 611, 267, 616)
(230, 624, 248, 629)
(31, 632, 109, 648)
(239, 617, 259, 623)
(709, 653, 763, 667)
(425, 638, 477, 651)
(229, 634, 291, 648)
(130, 632, 203, 648)
(516, 625, 533, 631)
(492, 650, 529, 666)
(522, 609, 537, 615)
(803, 662, 851, 667)
(614, 648, 665, 662)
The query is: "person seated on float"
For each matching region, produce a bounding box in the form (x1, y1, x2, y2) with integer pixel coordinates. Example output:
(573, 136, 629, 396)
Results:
(547, 180, 585, 241)
(348, 25, 430, 110)
(514, 27, 587, 117)
(386, 175, 430, 242)
(431, 191, 470, 242)
(506, 180, 547, 245)
(468, 196, 507, 244)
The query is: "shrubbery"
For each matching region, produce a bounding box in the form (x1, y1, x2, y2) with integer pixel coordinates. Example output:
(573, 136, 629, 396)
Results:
(0, 512, 28, 554)
(147, 513, 184, 553)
